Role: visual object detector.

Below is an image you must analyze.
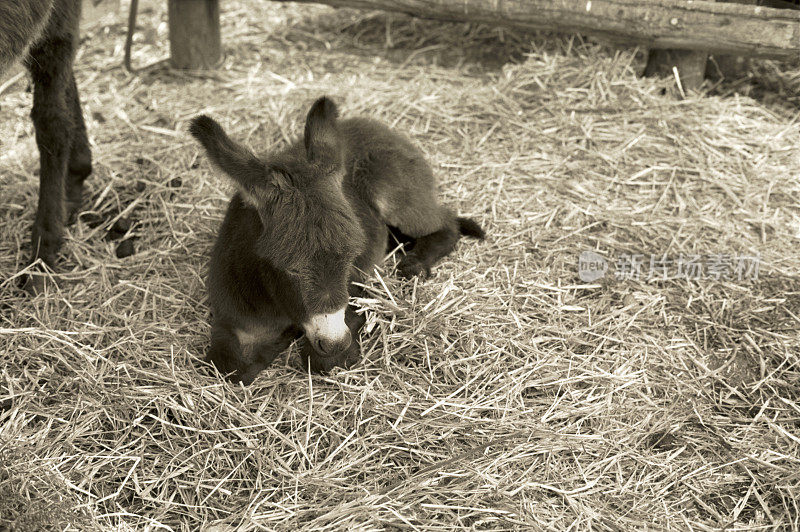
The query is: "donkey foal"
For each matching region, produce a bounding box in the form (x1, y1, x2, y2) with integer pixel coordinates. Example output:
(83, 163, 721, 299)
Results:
(1, 0, 91, 290)
(190, 97, 484, 384)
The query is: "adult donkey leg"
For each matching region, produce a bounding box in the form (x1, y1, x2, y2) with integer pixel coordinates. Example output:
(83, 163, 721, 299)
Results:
(25, 39, 76, 275)
(65, 74, 91, 222)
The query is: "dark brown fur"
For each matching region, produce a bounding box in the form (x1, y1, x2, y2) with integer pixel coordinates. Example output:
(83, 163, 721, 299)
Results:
(190, 97, 484, 384)
(1, 0, 91, 290)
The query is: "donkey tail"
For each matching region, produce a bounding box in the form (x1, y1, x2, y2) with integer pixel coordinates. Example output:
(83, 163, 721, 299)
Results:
(457, 217, 485, 240)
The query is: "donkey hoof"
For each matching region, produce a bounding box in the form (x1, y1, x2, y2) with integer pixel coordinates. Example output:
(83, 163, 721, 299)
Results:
(310, 355, 341, 374)
(397, 256, 430, 279)
(18, 257, 59, 295)
(66, 194, 85, 225)
(19, 272, 49, 295)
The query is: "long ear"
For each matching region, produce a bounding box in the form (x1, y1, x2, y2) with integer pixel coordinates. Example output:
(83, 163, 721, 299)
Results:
(303, 97, 341, 164)
(189, 115, 269, 198)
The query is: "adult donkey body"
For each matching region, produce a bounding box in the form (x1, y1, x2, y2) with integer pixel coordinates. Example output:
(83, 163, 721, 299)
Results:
(190, 97, 484, 384)
(1, 0, 91, 288)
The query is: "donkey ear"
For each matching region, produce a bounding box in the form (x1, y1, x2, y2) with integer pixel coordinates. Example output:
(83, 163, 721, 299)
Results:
(303, 97, 341, 163)
(189, 115, 271, 203)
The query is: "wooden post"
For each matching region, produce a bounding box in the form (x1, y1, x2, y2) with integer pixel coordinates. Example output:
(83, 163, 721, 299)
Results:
(644, 49, 709, 92)
(168, 0, 221, 70)
(643, 0, 789, 88)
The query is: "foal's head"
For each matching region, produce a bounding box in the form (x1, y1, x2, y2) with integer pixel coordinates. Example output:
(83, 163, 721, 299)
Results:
(190, 98, 365, 355)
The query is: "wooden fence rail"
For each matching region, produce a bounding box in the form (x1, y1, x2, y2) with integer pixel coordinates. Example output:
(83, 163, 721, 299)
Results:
(272, 0, 800, 60)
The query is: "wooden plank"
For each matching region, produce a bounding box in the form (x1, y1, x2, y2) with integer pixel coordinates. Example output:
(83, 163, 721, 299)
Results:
(273, 0, 800, 59)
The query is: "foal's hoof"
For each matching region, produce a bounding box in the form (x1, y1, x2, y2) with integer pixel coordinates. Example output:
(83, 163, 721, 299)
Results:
(397, 255, 431, 279)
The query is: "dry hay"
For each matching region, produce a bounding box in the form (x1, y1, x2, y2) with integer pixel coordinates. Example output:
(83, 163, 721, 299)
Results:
(1, 0, 799, 530)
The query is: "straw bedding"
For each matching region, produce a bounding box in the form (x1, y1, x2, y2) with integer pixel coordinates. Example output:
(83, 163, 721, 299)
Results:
(1, 0, 799, 529)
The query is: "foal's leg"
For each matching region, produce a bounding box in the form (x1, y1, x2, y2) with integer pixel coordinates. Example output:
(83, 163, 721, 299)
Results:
(25, 39, 76, 270)
(65, 75, 91, 222)
(396, 216, 484, 278)
(396, 219, 461, 278)
(373, 174, 464, 278)
(384, 201, 462, 278)
(208, 321, 299, 384)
